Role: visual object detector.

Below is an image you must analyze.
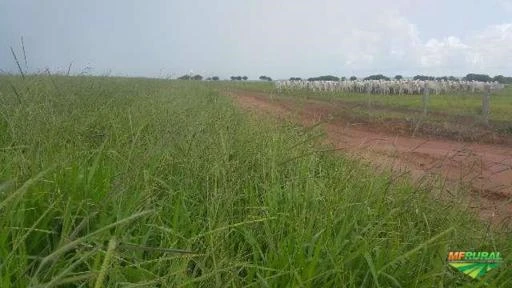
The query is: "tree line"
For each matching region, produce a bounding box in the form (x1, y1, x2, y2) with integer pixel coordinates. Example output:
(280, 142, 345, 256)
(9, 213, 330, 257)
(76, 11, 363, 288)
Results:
(176, 73, 512, 84)
(297, 73, 512, 84)
(176, 75, 274, 81)
(230, 76, 248, 81)
(411, 74, 512, 83)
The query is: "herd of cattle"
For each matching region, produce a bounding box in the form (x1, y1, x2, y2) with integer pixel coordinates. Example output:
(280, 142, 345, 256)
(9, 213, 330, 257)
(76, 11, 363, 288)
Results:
(275, 79, 505, 95)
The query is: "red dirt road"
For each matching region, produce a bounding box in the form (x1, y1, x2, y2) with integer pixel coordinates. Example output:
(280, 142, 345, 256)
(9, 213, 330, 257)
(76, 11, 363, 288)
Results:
(230, 90, 512, 224)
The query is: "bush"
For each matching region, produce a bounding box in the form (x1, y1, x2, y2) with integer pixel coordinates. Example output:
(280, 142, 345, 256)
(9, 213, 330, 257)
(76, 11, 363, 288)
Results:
(307, 75, 340, 81)
(178, 74, 203, 80)
(413, 75, 435, 81)
(463, 73, 492, 82)
(493, 75, 512, 84)
(364, 74, 390, 81)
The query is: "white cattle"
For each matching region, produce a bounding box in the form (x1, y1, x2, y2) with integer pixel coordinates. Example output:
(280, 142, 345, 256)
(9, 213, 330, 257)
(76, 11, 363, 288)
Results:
(275, 79, 504, 95)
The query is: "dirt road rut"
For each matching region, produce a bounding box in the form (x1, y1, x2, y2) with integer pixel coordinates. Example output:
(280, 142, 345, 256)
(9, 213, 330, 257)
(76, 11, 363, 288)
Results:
(231, 90, 512, 224)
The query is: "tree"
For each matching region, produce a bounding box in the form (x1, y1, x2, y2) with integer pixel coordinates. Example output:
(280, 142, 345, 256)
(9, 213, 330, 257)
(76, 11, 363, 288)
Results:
(242, 76, 248, 81)
(364, 74, 390, 81)
(341, 76, 346, 81)
(178, 74, 191, 80)
(394, 75, 403, 80)
(462, 73, 492, 82)
(493, 75, 505, 83)
(290, 77, 302, 81)
(349, 76, 357, 81)
(212, 76, 219, 81)
(492, 75, 512, 84)
(307, 75, 340, 81)
(178, 74, 202, 80)
(259, 76, 272, 81)
(413, 75, 435, 81)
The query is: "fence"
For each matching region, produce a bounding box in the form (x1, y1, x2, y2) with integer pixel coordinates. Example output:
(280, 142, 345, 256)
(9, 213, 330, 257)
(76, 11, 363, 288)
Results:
(274, 80, 504, 127)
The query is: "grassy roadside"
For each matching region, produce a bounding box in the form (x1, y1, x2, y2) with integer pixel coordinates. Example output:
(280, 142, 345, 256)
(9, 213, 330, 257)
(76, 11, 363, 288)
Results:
(0, 76, 511, 287)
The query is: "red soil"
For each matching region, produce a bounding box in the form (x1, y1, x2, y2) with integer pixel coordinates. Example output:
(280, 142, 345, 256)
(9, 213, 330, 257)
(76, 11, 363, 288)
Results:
(230, 90, 512, 225)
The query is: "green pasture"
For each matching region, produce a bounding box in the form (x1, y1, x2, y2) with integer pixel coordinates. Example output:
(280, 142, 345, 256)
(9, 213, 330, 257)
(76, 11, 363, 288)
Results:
(0, 75, 510, 287)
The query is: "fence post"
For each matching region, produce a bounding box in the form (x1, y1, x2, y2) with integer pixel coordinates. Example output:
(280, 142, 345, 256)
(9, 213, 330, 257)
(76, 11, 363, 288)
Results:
(367, 85, 372, 121)
(482, 84, 490, 125)
(422, 83, 429, 117)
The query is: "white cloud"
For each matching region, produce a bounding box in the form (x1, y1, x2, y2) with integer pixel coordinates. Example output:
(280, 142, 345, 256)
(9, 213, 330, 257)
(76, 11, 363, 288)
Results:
(420, 37, 469, 68)
(339, 8, 512, 76)
(466, 23, 512, 72)
(418, 23, 512, 74)
(499, 0, 512, 12)
(337, 10, 423, 73)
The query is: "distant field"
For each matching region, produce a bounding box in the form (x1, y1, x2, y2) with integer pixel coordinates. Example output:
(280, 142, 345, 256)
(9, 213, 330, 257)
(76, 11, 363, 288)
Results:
(219, 81, 512, 140)
(0, 76, 511, 287)
(223, 81, 512, 120)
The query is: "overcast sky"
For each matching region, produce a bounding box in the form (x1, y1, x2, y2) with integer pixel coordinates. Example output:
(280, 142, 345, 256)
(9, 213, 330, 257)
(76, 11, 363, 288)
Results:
(1, 0, 512, 79)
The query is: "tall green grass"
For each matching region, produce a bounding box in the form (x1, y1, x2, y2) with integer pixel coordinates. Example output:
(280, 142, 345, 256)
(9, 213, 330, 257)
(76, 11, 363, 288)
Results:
(0, 75, 510, 287)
